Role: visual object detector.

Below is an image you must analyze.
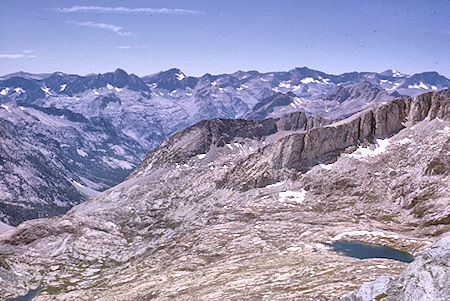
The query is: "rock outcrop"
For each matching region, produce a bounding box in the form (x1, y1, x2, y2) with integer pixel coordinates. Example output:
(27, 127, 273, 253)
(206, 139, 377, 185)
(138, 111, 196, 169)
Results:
(218, 89, 449, 190)
(133, 111, 330, 171)
(341, 236, 450, 301)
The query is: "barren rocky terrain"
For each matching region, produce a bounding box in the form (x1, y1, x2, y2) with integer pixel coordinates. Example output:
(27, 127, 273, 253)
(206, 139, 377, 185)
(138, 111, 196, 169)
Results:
(0, 89, 448, 300)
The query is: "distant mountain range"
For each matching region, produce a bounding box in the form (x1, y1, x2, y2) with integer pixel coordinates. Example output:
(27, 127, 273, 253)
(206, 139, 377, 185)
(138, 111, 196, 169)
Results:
(0, 67, 449, 225)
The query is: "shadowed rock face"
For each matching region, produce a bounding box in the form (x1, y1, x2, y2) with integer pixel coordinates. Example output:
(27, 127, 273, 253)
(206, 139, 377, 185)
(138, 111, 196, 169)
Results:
(218, 90, 449, 190)
(132, 111, 330, 171)
(244, 92, 299, 120)
(0, 89, 448, 300)
(341, 236, 450, 301)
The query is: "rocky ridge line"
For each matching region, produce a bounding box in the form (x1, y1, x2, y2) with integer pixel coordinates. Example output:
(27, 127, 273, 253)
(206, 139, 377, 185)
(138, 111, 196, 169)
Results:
(218, 90, 449, 191)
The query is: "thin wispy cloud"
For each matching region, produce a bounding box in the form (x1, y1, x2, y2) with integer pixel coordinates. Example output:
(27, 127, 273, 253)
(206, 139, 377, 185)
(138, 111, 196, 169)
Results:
(54, 6, 204, 15)
(115, 45, 150, 50)
(67, 21, 133, 36)
(0, 54, 26, 59)
(0, 52, 37, 59)
(117, 45, 131, 49)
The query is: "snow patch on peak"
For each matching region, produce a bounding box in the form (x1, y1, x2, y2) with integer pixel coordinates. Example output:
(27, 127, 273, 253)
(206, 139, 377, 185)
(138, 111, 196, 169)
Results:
(14, 87, 25, 94)
(300, 77, 316, 84)
(106, 83, 114, 90)
(176, 73, 186, 80)
(266, 181, 285, 188)
(386, 82, 400, 91)
(348, 138, 391, 159)
(1, 104, 11, 113)
(0, 87, 9, 95)
(408, 82, 429, 89)
(395, 137, 411, 145)
(77, 149, 88, 157)
(278, 190, 306, 204)
(319, 163, 334, 170)
(41, 86, 51, 96)
(60, 84, 67, 92)
(279, 82, 291, 88)
(391, 69, 402, 77)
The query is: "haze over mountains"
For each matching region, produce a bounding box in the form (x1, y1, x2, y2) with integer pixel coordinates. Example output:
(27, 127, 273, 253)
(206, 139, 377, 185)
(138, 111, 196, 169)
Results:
(1, 67, 449, 226)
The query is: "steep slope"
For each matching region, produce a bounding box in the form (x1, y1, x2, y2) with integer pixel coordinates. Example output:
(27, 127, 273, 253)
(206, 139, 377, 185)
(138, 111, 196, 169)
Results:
(0, 118, 86, 225)
(0, 102, 145, 225)
(244, 91, 302, 120)
(0, 67, 448, 225)
(321, 81, 402, 118)
(0, 90, 448, 300)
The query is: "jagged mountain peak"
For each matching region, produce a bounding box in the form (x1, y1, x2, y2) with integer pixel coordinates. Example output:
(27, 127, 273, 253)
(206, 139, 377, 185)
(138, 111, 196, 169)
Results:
(112, 68, 129, 80)
(159, 68, 185, 78)
(142, 68, 195, 90)
(165, 67, 183, 74)
(113, 68, 128, 74)
(290, 66, 322, 75)
(380, 69, 406, 77)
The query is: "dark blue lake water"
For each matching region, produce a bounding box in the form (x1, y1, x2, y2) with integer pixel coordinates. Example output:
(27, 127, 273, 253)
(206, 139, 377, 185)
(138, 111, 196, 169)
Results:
(6, 289, 40, 301)
(328, 240, 414, 263)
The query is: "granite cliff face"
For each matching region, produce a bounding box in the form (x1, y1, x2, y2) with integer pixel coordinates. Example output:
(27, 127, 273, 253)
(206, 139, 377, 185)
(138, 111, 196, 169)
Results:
(134, 111, 330, 171)
(219, 90, 449, 191)
(0, 89, 448, 300)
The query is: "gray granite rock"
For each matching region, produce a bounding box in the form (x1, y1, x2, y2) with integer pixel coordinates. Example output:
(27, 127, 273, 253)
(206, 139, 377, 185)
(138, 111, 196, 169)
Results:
(341, 236, 450, 301)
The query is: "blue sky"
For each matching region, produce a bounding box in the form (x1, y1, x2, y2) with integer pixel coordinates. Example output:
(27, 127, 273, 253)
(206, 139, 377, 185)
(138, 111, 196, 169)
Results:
(1, 0, 449, 77)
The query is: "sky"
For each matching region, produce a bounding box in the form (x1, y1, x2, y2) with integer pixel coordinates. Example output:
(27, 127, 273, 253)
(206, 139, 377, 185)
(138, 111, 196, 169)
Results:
(0, 0, 449, 77)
